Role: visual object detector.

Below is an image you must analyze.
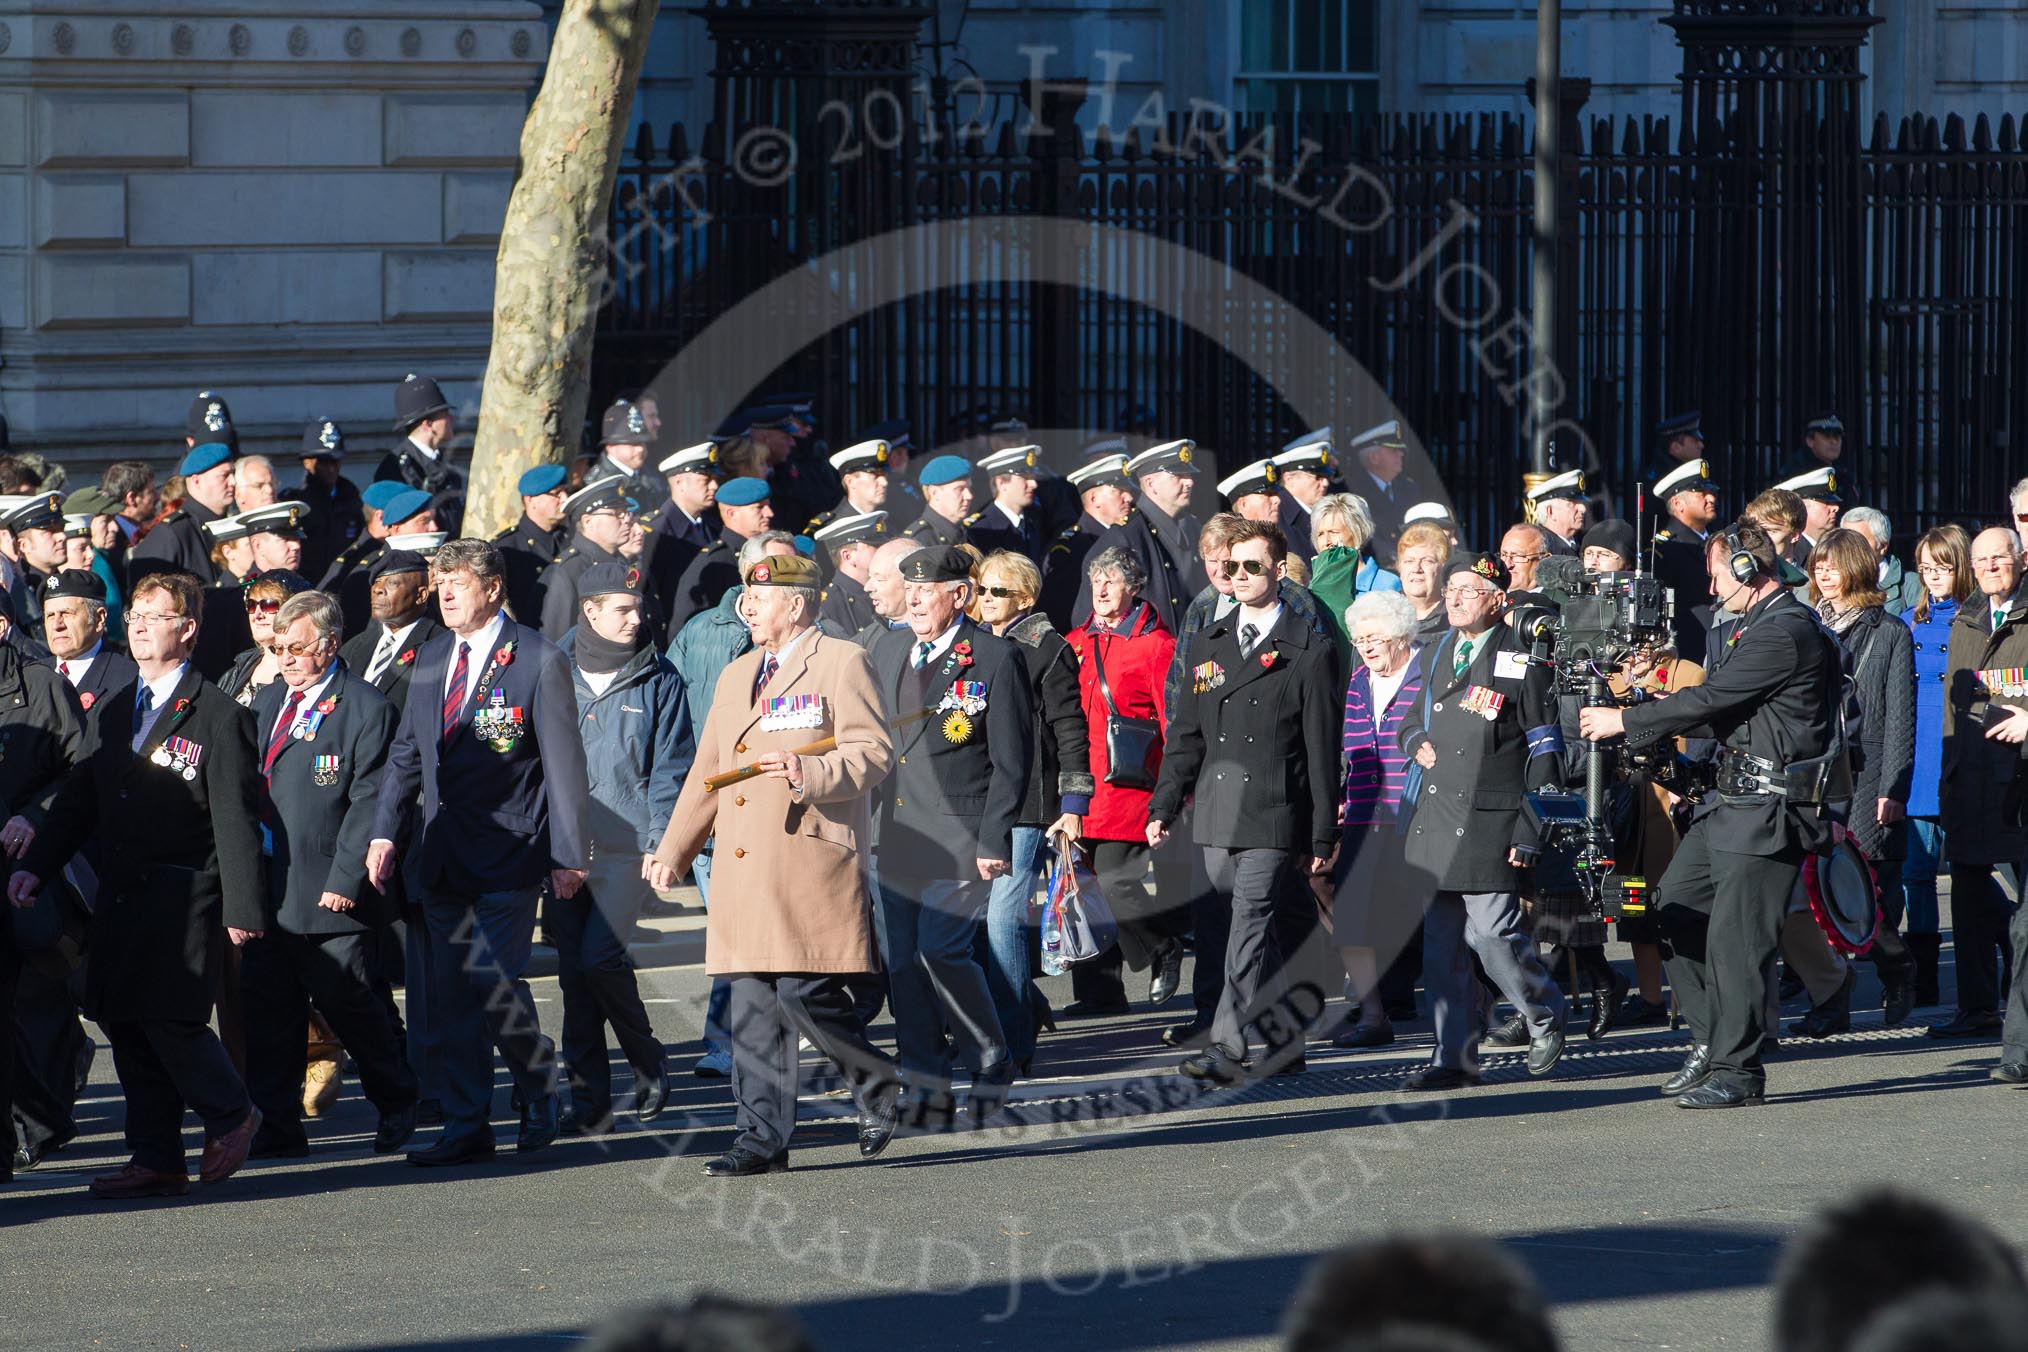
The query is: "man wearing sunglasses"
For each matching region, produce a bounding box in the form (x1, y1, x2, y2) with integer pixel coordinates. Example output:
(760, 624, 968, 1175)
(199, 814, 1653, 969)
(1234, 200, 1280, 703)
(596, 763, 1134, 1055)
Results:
(1147, 520, 1342, 1085)
(540, 476, 666, 648)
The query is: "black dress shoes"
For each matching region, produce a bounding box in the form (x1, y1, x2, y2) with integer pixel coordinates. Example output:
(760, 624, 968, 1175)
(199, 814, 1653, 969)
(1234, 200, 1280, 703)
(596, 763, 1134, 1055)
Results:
(1929, 1011, 2005, 1038)
(14, 1126, 76, 1172)
(557, 1103, 615, 1137)
(1618, 993, 1670, 1027)
(1482, 1013, 1530, 1051)
(1178, 1051, 1246, 1085)
(247, 1131, 311, 1160)
(636, 1070, 672, 1122)
(703, 1147, 788, 1177)
(964, 1063, 1015, 1127)
(1062, 997, 1131, 1019)
(1992, 1062, 2028, 1085)
(414, 1099, 445, 1126)
(1676, 1081, 1764, 1109)
(407, 1133, 497, 1167)
(859, 1084, 901, 1158)
(1161, 1020, 1211, 1048)
(1149, 943, 1185, 1007)
(517, 1091, 561, 1155)
(1401, 1065, 1481, 1092)
(1789, 969, 1854, 1039)
(1332, 1021, 1395, 1050)
(1660, 1044, 1713, 1097)
(1589, 972, 1631, 1041)
(1526, 1027, 1565, 1076)
(373, 1104, 419, 1155)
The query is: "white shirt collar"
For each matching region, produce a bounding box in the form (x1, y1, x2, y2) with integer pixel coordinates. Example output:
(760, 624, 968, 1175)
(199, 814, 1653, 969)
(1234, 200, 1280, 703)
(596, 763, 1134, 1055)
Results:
(1213, 592, 1239, 620)
(764, 625, 815, 666)
(382, 616, 423, 650)
(138, 662, 188, 716)
(444, 611, 509, 701)
(912, 620, 964, 666)
(57, 641, 102, 684)
(994, 501, 1024, 530)
(274, 665, 338, 735)
(1236, 596, 1284, 638)
(406, 435, 439, 464)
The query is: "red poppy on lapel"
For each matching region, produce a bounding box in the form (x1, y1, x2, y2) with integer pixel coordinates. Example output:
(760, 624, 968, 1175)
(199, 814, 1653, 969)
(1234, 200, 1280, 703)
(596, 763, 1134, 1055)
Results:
(494, 640, 517, 669)
(397, 649, 417, 667)
(954, 640, 975, 669)
(79, 692, 95, 711)
(315, 696, 338, 715)
(171, 697, 191, 715)
(1260, 650, 1277, 669)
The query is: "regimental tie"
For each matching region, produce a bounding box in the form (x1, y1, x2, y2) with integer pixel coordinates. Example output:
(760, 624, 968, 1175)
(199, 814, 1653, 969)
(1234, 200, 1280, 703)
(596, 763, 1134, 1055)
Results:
(442, 641, 470, 741)
(131, 683, 153, 746)
(1454, 637, 1476, 678)
(264, 691, 302, 776)
(1238, 624, 1258, 655)
(913, 641, 934, 670)
(752, 651, 778, 703)
(365, 628, 399, 683)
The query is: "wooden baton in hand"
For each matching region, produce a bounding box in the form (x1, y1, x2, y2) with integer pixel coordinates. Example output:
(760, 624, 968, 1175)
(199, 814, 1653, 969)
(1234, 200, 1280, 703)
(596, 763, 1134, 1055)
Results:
(702, 707, 935, 793)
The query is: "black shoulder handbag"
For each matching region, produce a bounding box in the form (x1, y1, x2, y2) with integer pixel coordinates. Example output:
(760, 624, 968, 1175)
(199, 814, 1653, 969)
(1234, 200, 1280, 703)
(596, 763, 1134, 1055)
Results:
(1088, 632, 1163, 790)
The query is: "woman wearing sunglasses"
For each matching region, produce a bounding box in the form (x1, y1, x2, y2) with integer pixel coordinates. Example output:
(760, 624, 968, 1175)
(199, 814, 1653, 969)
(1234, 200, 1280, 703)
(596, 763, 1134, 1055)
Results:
(219, 571, 313, 707)
(972, 550, 1092, 1068)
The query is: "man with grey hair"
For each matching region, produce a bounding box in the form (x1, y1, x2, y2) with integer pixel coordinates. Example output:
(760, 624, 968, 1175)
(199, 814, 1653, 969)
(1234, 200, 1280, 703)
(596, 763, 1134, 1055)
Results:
(1843, 506, 1919, 616)
(233, 455, 278, 512)
(367, 537, 591, 1164)
(241, 589, 418, 1158)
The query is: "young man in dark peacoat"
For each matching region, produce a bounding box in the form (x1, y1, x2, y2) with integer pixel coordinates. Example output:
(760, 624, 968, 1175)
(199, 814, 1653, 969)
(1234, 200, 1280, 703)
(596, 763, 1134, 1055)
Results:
(367, 539, 591, 1166)
(241, 591, 419, 1159)
(1147, 521, 1342, 1084)
(869, 547, 1034, 1124)
(1397, 553, 1569, 1090)
(13, 570, 266, 1197)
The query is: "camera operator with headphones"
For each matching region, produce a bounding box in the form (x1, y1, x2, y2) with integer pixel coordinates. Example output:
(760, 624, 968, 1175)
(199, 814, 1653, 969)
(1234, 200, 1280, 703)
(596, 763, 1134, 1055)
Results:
(1579, 521, 1843, 1108)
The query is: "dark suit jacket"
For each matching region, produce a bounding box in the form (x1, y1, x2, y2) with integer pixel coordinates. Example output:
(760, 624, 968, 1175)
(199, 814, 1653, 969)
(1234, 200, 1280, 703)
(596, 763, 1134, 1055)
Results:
(374, 442, 465, 536)
(296, 475, 365, 583)
(493, 513, 563, 629)
(1148, 602, 1342, 854)
(818, 571, 876, 640)
(1399, 625, 1564, 891)
(1040, 512, 1110, 632)
(872, 618, 1034, 879)
(129, 501, 224, 587)
(254, 666, 397, 935)
(371, 616, 591, 895)
(966, 505, 1046, 567)
(339, 615, 443, 713)
(1277, 489, 1317, 560)
(65, 645, 137, 716)
(668, 528, 746, 633)
(27, 666, 264, 1023)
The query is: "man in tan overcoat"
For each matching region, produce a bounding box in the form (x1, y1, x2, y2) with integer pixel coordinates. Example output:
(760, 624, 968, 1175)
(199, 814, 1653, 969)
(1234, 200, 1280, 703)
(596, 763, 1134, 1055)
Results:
(654, 553, 902, 1177)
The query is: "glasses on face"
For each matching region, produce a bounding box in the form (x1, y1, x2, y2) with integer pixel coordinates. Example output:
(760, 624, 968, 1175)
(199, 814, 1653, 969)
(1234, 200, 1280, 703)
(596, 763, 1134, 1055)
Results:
(1917, 563, 1954, 577)
(245, 598, 282, 616)
(1218, 558, 1269, 578)
(1973, 557, 2014, 571)
(128, 611, 186, 628)
(1443, 584, 1495, 599)
(271, 639, 327, 659)
(1352, 634, 1404, 649)
(1499, 550, 1544, 564)
(980, 585, 1021, 599)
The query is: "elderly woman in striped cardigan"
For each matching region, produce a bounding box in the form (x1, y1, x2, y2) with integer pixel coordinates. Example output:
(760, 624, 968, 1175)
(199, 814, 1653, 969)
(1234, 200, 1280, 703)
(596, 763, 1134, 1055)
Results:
(1330, 589, 1429, 1049)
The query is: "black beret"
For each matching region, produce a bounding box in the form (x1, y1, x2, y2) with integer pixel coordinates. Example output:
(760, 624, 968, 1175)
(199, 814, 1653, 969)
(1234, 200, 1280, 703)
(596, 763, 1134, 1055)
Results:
(578, 560, 644, 599)
(1444, 552, 1510, 591)
(900, 545, 973, 584)
(42, 568, 107, 604)
(367, 549, 429, 582)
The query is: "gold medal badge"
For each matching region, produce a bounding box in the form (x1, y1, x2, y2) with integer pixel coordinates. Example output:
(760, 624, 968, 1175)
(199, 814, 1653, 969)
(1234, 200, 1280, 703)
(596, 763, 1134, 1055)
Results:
(941, 710, 974, 744)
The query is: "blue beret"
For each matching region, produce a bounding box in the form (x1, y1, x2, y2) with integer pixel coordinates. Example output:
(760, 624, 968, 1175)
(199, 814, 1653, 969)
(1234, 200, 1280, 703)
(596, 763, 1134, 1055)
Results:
(917, 455, 972, 487)
(178, 442, 232, 477)
(716, 477, 771, 507)
(517, 464, 568, 497)
(379, 487, 434, 526)
(362, 480, 408, 512)
(793, 535, 816, 557)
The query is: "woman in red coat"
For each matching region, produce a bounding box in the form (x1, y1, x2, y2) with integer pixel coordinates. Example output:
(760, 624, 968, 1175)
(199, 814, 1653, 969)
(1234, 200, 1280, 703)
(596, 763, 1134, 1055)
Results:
(1063, 545, 1183, 1013)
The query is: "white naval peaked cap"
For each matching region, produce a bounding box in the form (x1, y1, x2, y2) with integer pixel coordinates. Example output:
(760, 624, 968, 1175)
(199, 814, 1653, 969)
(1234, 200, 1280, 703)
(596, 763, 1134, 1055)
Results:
(1216, 459, 1278, 499)
(1278, 427, 1332, 456)
(658, 440, 719, 475)
(1653, 459, 1717, 497)
(1403, 500, 1454, 525)
(1526, 469, 1586, 501)
(1349, 420, 1406, 451)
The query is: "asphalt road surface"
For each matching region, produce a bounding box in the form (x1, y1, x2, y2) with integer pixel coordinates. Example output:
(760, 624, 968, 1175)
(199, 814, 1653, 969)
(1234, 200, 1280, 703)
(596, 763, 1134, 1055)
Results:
(3, 933, 2021, 1352)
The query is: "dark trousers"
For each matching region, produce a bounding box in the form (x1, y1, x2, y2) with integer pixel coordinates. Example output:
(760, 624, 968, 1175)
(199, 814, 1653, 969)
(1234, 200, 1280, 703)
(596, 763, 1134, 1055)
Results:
(550, 849, 665, 1120)
(0, 935, 15, 1169)
(420, 884, 555, 1141)
(1949, 865, 2017, 1016)
(1657, 823, 1804, 1091)
(12, 962, 90, 1152)
(1204, 847, 1294, 1062)
(1071, 840, 1191, 1006)
(872, 875, 1007, 1085)
(727, 973, 898, 1158)
(241, 929, 418, 1145)
(400, 907, 445, 1103)
(103, 1017, 249, 1174)
(1999, 896, 2028, 1062)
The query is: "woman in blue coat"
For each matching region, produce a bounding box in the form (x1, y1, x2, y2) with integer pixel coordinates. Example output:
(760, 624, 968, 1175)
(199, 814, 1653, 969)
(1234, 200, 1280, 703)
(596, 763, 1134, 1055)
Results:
(1902, 525, 1973, 1009)
(556, 560, 694, 1132)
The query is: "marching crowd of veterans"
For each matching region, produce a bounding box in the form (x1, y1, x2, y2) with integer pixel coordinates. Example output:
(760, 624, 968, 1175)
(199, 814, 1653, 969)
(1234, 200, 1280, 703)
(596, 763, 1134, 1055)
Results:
(3, 377, 2027, 1197)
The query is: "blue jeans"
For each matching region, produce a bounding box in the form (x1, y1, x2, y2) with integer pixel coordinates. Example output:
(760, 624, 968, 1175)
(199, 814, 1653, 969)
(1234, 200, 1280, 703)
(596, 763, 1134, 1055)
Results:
(1900, 816, 1944, 935)
(983, 825, 1047, 1065)
(691, 850, 732, 1055)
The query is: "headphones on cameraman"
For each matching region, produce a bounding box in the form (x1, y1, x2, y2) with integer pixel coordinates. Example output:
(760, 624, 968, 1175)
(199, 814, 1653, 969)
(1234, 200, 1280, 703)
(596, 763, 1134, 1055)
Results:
(1718, 529, 1760, 585)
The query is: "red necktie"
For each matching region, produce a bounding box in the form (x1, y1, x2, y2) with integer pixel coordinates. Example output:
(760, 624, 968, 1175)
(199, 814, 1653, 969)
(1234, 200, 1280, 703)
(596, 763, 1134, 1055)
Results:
(752, 652, 778, 703)
(264, 691, 302, 777)
(442, 641, 470, 742)
(57, 661, 68, 680)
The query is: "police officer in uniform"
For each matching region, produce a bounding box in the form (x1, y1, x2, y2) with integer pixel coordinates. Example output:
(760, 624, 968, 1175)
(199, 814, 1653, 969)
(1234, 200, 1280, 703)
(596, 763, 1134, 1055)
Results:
(1039, 449, 1136, 631)
(814, 512, 887, 637)
(1651, 459, 1722, 664)
(1644, 410, 1706, 497)
(3, 492, 68, 629)
(131, 443, 236, 586)
(668, 477, 774, 632)
(539, 476, 661, 645)
(376, 374, 464, 536)
(183, 390, 238, 454)
(1527, 469, 1588, 558)
(1079, 439, 1203, 634)
(493, 464, 568, 626)
(965, 446, 1046, 566)
(1272, 429, 1337, 561)
(906, 456, 974, 549)
(1581, 520, 1844, 1108)
(590, 399, 669, 518)
(294, 419, 363, 584)
(1777, 412, 1858, 509)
